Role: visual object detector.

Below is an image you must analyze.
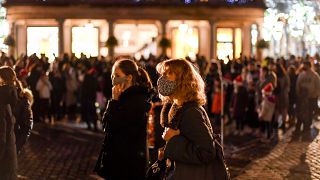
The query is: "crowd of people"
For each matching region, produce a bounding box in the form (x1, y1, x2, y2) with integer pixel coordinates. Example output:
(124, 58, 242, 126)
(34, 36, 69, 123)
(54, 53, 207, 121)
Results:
(1, 51, 320, 140)
(206, 54, 320, 142)
(1, 50, 320, 179)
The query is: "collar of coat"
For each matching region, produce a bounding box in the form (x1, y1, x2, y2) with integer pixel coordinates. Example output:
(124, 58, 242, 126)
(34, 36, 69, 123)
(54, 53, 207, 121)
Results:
(118, 85, 153, 102)
(160, 101, 198, 129)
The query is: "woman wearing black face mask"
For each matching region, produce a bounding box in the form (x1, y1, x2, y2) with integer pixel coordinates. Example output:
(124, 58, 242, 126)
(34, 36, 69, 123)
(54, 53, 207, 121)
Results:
(155, 59, 230, 180)
(0, 66, 18, 179)
(94, 59, 154, 180)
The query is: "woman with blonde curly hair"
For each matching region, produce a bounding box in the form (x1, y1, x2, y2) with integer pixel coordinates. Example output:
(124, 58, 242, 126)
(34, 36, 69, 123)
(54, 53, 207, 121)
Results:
(156, 59, 229, 180)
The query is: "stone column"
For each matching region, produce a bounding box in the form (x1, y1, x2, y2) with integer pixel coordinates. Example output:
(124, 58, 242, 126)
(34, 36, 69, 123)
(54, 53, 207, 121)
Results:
(209, 20, 217, 60)
(107, 19, 115, 59)
(57, 19, 65, 57)
(159, 19, 168, 56)
(7, 21, 16, 57)
(242, 23, 251, 58)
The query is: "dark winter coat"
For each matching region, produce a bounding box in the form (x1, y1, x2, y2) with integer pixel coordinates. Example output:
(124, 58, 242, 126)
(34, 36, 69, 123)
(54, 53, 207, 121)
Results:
(81, 72, 98, 103)
(232, 86, 248, 118)
(98, 85, 152, 180)
(246, 89, 259, 128)
(0, 85, 18, 180)
(162, 101, 229, 180)
(14, 96, 33, 153)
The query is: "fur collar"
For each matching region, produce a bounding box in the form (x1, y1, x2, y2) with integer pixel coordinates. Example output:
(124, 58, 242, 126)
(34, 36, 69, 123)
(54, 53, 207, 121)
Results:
(160, 103, 183, 129)
(160, 101, 198, 129)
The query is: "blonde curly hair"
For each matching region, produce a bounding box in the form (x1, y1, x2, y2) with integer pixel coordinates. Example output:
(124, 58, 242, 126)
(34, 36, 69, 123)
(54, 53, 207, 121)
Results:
(156, 58, 206, 106)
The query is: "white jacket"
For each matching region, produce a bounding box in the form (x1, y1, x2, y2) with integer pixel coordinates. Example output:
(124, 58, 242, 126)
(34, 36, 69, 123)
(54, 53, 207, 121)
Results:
(259, 94, 276, 122)
(36, 77, 52, 99)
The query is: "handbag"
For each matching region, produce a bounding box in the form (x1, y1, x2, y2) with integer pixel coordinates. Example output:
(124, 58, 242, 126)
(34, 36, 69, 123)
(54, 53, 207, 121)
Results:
(146, 158, 175, 180)
(145, 159, 166, 180)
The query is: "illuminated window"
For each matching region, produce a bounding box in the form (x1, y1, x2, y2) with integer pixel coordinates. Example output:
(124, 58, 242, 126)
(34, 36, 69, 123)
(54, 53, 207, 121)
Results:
(217, 28, 233, 62)
(251, 24, 258, 55)
(235, 28, 242, 59)
(216, 27, 242, 62)
(27, 27, 58, 62)
(72, 27, 99, 58)
(0, 7, 8, 53)
(172, 26, 199, 59)
(114, 24, 158, 57)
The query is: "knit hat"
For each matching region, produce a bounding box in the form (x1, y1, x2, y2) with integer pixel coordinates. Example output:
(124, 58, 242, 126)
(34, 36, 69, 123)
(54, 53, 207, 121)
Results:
(262, 83, 273, 95)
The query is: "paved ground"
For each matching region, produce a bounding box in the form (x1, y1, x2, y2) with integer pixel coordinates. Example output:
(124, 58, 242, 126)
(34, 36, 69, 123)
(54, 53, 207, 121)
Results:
(17, 121, 104, 180)
(17, 119, 320, 179)
(225, 121, 320, 180)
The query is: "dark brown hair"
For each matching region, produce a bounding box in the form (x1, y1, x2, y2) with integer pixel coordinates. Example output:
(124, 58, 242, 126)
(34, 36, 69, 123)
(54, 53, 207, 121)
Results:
(0, 66, 17, 86)
(113, 59, 153, 89)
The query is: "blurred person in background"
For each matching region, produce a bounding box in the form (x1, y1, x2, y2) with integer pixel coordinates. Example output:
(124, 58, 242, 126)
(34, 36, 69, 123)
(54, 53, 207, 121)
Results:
(295, 60, 320, 136)
(36, 72, 53, 123)
(0, 66, 18, 179)
(14, 79, 33, 154)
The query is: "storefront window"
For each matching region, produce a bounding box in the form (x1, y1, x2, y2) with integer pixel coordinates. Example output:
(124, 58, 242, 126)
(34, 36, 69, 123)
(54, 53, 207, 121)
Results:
(72, 26, 99, 58)
(172, 25, 199, 59)
(217, 28, 233, 62)
(114, 24, 158, 58)
(27, 27, 58, 61)
(235, 28, 242, 59)
(216, 27, 242, 62)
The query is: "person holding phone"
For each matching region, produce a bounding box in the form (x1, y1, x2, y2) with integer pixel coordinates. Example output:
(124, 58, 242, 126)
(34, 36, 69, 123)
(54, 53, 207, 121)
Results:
(95, 59, 154, 180)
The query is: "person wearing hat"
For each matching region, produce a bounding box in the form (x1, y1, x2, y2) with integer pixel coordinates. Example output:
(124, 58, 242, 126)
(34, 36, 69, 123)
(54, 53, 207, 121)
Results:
(295, 60, 320, 135)
(258, 83, 276, 140)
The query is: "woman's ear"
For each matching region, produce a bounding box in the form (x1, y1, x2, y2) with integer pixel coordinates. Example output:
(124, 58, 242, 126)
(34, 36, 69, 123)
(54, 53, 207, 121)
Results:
(127, 74, 133, 83)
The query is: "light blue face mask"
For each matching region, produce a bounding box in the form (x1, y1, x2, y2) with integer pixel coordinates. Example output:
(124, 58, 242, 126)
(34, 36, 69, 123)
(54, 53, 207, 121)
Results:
(112, 76, 128, 86)
(157, 76, 176, 96)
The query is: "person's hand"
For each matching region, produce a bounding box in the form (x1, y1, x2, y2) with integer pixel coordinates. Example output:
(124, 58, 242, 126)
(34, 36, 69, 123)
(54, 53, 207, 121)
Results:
(112, 84, 123, 100)
(158, 147, 165, 160)
(162, 128, 180, 141)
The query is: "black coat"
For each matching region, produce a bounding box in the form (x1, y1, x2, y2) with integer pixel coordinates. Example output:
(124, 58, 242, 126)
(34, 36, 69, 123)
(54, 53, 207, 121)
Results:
(14, 96, 33, 153)
(81, 72, 98, 103)
(100, 85, 152, 180)
(162, 102, 229, 180)
(0, 85, 18, 179)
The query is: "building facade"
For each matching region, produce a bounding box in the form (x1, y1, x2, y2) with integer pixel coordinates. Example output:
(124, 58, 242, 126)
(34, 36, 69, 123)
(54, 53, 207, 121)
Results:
(3, 0, 265, 61)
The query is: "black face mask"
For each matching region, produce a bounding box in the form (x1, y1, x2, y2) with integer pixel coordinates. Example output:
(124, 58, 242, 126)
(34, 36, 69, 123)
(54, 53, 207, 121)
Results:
(157, 76, 176, 96)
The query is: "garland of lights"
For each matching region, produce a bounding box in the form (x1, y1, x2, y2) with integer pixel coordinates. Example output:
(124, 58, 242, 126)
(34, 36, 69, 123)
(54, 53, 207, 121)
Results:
(183, 0, 253, 4)
(226, 0, 253, 4)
